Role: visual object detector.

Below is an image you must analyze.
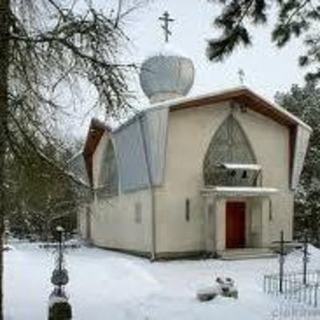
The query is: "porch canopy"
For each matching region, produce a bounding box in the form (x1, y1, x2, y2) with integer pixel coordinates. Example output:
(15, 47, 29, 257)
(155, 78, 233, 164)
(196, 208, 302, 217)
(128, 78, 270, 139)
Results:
(201, 186, 278, 198)
(215, 163, 262, 187)
(218, 163, 262, 171)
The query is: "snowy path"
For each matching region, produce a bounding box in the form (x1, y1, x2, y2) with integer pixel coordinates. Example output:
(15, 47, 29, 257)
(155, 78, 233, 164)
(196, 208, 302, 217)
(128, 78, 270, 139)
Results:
(4, 242, 320, 320)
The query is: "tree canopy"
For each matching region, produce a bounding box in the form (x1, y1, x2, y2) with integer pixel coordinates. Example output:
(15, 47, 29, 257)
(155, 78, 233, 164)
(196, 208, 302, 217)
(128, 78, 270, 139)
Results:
(276, 84, 320, 244)
(1, 0, 136, 239)
(0, 1, 135, 317)
(6, 0, 134, 162)
(207, 0, 320, 82)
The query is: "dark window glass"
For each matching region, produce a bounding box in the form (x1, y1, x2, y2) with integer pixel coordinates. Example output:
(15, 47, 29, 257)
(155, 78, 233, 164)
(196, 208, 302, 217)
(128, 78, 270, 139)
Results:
(185, 198, 190, 222)
(203, 115, 257, 186)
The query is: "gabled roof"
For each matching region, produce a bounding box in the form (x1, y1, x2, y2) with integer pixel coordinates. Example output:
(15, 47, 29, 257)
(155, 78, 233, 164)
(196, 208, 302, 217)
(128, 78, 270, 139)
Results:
(155, 86, 311, 131)
(111, 86, 311, 134)
(83, 118, 111, 185)
(83, 118, 111, 158)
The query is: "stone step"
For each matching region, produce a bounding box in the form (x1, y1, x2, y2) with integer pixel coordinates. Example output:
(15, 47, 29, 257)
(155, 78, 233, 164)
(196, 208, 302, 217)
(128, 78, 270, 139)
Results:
(220, 253, 277, 260)
(219, 248, 277, 260)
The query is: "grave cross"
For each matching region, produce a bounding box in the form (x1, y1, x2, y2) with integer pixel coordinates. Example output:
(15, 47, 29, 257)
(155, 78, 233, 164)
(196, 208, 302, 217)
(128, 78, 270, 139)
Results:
(51, 226, 69, 295)
(159, 11, 174, 43)
(272, 230, 292, 293)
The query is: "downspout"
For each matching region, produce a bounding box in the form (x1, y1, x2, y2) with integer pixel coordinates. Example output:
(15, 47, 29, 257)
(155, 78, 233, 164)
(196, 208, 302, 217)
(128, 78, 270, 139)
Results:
(138, 116, 157, 261)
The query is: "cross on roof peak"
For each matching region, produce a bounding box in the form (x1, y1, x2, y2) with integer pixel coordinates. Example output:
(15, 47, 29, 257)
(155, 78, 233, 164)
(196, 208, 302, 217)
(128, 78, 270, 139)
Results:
(238, 69, 245, 85)
(159, 11, 174, 43)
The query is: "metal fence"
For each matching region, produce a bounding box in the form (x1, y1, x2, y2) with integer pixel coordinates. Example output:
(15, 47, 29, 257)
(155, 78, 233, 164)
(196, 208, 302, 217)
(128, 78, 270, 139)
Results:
(264, 271, 320, 308)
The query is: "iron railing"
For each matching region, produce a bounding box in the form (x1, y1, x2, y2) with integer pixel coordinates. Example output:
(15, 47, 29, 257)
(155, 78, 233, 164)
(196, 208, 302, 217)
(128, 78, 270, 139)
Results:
(264, 271, 320, 308)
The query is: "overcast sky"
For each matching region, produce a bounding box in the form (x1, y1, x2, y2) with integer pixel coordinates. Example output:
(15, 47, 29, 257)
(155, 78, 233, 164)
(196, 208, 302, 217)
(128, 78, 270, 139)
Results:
(126, 0, 306, 97)
(63, 0, 307, 140)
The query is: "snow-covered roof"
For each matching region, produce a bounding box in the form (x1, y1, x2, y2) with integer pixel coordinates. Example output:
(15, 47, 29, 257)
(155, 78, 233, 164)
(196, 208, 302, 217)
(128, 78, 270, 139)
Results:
(218, 163, 262, 171)
(163, 86, 311, 131)
(113, 86, 312, 133)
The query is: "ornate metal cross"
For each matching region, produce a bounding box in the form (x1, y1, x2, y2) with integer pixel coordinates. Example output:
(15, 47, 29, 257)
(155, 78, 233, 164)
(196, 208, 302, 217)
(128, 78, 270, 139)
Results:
(159, 11, 174, 43)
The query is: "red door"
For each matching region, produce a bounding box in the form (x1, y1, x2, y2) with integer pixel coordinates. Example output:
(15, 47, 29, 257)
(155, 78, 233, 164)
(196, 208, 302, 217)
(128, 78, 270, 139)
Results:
(226, 202, 246, 249)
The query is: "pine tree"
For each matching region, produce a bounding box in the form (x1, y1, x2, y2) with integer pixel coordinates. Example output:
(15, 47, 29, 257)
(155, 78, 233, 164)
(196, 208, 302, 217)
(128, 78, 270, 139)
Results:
(276, 84, 320, 245)
(6, 139, 82, 240)
(207, 0, 320, 82)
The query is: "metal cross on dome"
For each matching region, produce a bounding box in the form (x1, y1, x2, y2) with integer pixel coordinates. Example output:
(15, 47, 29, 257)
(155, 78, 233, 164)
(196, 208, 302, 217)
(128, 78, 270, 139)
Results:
(159, 11, 174, 43)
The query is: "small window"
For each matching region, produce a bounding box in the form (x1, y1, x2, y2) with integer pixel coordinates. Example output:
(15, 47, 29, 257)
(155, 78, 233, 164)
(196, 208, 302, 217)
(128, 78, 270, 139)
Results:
(268, 198, 273, 221)
(208, 203, 214, 216)
(185, 198, 190, 222)
(135, 202, 142, 224)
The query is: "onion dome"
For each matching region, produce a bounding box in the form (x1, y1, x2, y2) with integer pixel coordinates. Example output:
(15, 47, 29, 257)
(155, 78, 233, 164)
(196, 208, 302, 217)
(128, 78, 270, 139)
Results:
(139, 11, 195, 104)
(139, 44, 195, 104)
(139, 45, 195, 104)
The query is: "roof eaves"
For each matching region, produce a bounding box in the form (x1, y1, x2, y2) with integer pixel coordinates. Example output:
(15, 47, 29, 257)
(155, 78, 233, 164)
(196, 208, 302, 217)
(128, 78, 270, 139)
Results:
(107, 86, 312, 135)
(243, 88, 312, 132)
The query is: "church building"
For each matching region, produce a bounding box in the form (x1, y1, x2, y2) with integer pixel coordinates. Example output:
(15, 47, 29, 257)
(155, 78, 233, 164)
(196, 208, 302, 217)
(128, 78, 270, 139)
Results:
(77, 15, 311, 260)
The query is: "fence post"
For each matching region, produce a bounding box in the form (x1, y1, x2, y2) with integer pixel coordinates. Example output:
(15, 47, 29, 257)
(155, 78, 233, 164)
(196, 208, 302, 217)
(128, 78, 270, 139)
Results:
(279, 230, 285, 293)
(308, 286, 312, 305)
(315, 284, 318, 308)
(298, 283, 302, 302)
(303, 233, 308, 286)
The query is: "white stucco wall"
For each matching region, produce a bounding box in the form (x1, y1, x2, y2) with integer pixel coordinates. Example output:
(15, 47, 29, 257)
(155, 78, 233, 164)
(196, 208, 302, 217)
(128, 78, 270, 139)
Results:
(89, 132, 152, 255)
(155, 102, 294, 254)
(90, 189, 152, 253)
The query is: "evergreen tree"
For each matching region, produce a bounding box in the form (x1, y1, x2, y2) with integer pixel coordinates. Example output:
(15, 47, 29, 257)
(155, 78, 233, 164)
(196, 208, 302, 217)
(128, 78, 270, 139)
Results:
(207, 0, 320, 81)
(276, 84, 320, 245)
(6, 139, 82, 240)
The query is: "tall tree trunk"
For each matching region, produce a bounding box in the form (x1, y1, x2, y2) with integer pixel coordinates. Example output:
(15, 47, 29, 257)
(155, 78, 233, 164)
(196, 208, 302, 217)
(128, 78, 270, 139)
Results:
(0, 0, 9, 319)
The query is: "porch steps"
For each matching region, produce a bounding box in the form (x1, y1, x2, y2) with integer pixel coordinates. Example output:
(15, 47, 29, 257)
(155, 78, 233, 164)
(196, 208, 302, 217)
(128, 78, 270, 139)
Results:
(219, 248, 277, 260)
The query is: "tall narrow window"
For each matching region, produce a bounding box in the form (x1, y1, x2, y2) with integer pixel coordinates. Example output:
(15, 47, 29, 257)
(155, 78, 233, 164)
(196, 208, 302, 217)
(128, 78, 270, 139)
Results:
(98, 140, 119, 197)
(185, 198, 190, 222)
(203, 115, 256, 186)
(135, 202, 142, 224)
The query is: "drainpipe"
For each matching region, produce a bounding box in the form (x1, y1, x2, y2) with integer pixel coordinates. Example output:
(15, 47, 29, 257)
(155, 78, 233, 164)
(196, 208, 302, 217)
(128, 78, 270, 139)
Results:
(138, 116, 157, 261)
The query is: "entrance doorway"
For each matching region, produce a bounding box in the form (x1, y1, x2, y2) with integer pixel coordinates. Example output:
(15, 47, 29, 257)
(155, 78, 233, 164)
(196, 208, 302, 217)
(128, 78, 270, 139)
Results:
(226, 202, 246, 249)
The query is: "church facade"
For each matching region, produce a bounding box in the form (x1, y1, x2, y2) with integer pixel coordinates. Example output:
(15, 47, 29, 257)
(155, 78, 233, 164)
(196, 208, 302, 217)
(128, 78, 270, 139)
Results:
(79, 88, 311, 259)
(77, 39, 311, 259)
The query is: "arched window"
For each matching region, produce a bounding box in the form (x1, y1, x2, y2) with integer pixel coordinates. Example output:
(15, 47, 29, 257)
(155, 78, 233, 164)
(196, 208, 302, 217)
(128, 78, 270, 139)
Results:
(98, 140, 118, 196)
(203, 115, 257, 186)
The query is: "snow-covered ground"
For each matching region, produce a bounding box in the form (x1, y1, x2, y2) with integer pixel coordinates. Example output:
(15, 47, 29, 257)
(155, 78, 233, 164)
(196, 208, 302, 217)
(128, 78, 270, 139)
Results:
(4, 241, 320, 320)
